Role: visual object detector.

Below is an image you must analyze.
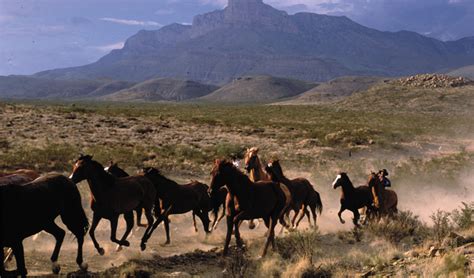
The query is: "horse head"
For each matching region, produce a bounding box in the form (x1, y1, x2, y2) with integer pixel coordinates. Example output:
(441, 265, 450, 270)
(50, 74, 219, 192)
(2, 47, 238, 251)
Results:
(244, 147, 259, 173)
(264, 159, 283, 182)
(69, 154, 103, 184)
(332, 172, 349, 189)
(210, 159, 234, 195)
(106, 162, 129, 178)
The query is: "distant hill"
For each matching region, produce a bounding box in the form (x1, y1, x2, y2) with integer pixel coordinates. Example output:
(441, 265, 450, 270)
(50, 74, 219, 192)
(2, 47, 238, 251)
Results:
(102, 78, 218, 101)
(0, 75, 105, 99)
(448, 65, 474, 79)
(332, 77, 474, 114)
(33, 0, 474, 85)
(280, 76, 386, 104)
(86, 80, 136, 97)
(200, 75, 316, 102)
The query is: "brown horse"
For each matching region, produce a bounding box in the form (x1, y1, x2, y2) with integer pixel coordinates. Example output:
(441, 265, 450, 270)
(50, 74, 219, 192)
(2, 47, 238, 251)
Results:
(1, 175, 89, 277)
(332, 173, 374, 227)
(105, 162, 147, 227)
(0, 169, 40, 186)
(139, 167, 211, 250)
(265, 160, 322, 229)
(69, 155, 156, 255)
(210, 186, 228, 231)
(209, 160, 291, 257)
(368, 173, 398, 217)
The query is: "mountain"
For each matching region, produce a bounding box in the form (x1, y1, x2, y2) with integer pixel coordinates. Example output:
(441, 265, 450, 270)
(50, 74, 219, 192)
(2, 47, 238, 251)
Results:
(448, 65, 474, 79)
(33, 0, 474, 85)
(102, 78, 218, 102)
(200, 75, 316, 102)
(0, 75, 105, 99)
(281, 76, 387, 104)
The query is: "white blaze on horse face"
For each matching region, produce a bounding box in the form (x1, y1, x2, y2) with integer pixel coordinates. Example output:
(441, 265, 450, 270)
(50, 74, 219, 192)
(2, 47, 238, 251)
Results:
(68, 173, 74, 179)
(332, 174, 341, 188)
(104, 167, 109, 172)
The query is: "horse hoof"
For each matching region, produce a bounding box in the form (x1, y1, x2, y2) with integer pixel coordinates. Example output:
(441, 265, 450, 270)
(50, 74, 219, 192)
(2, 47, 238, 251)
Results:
(140, 243, 147, 251)
(98, 247, 105, 256)
(116, 245, 123, 252)
(340, 220, 346, 224)
(164, 241, 171, 245)
(52, 262, 61, 274)
(80, 263, 89, 271)
(249, 223, 256, 230)
(121, 240, 130, 247)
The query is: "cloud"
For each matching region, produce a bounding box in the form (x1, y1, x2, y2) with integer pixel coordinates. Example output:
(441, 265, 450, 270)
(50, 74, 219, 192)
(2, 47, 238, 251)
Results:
(94, 41, 125, 52)
(99, 17, 162, 27)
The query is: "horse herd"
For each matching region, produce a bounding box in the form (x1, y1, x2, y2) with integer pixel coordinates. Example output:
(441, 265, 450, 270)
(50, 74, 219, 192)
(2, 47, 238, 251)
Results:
(0, 147, 397, 277)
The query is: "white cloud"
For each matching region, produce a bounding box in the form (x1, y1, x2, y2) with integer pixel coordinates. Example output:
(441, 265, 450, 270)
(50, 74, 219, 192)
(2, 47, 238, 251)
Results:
(99, 17, 162, 27)
(94, 41, 124, 52)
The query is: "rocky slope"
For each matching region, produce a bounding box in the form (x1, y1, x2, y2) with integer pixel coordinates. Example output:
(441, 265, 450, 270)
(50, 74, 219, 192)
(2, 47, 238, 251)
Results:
(33, 0, 474, 84)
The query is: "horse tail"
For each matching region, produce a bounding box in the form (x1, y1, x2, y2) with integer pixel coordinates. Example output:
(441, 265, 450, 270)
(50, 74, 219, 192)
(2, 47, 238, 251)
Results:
(313, 190, 323, 215)
(280, 183, 292, 210)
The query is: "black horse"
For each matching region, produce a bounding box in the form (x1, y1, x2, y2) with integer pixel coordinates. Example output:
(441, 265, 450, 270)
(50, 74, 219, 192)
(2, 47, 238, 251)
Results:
(0, 174, 89, 277)
(332, 173, 374, 227)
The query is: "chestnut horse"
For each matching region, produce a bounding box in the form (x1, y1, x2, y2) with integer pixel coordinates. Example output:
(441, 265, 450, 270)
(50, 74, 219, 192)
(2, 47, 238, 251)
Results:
(332, 173, 374, 227)
(209, 160, 291, 257)
(265, 160, 322, 229)
(139, 167, 211, 250)
(69, 155, 156, 255)
(0, 169, 40, 186)
(105, 162, 147, 227)
(1, 175, 89, 277)
(368, 173, 398, 217)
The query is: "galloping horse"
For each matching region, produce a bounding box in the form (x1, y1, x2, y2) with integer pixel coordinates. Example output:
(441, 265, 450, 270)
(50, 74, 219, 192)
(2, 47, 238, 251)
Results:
(332, 173, 374, 227)
(368, 173, 398, 217)
(1, 175, 89, 277)
(265, 160, 323, 229)
(139, 167, 211, 250)
(209, 160, 291, 257)
(105, 162, 147, 227)
(69, 155, 156, 255)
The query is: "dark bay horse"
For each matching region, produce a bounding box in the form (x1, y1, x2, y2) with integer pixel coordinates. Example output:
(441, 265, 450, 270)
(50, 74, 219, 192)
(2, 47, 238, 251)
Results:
(1, 175, 89, 277)
(210, 186, 228, 231)
(105, 162, 147, 227)
(368, 173, 398, 217)
(265, 160, 322, 229)
(332, 173, 374, 227)
(210, 160, 291, 257)
(139, 167, 211, 250)
(69, 155, 156, 255)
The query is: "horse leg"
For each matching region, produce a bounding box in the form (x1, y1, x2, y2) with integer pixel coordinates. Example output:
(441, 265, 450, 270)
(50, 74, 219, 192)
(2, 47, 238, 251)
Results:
(117, 211, 134, 248)
(12, 242, 27, 278)
(89, 213, 104, 255)
(338, 206, 346, 224)
(295, 206, 307, 229)
(43, 223, 65, 274)
(352, 209, 361, 227)
(136, 207, 146, 227)
(108, 216, 122, 246)
(262, 216, 277, 257)
(223, 215, 233, 256)
(310, 206, 317, 229)
(192, 211, 198, 233)
(163, 216, 171, 244)
(196, 209, 211, 234)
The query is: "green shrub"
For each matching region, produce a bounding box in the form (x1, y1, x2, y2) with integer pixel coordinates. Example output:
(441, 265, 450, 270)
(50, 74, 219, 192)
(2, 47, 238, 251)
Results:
(451, 202, 474, 230)
(430, 210, 452, 242)
(276, 231, 321, 263)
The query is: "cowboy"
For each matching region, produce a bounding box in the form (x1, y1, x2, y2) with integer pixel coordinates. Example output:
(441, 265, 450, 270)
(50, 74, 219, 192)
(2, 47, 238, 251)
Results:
(378, 169, 391, 188)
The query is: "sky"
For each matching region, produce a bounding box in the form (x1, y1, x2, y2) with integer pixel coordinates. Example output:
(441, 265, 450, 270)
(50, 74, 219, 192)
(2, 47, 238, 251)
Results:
(1, 0, 473, 76)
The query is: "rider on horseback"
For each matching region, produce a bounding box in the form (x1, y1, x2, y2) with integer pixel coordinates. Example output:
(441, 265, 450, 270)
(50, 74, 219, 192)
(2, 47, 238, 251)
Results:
(378, 169, 391, 188)
(370, 169, 391, 213)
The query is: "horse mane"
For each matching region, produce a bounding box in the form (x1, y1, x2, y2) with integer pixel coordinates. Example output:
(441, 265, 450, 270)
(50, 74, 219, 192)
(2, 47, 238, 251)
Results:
(340, 172, 355, 189)
(144, 167, 180, 187)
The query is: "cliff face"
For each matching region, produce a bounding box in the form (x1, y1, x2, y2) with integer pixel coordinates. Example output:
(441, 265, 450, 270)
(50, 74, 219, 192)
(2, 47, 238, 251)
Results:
(34, 0, 474, 84)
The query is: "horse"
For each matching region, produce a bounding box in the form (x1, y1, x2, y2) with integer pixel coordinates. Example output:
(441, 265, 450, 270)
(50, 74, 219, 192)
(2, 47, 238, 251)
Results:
(0, 174, 89, 277)
(332, 173, 374, 227)
(139, 167, 211, 250)
(69, 155, 156, 255)
(265, 160, 322, 229)
(368, 172, 398, 217)
(0, 169, 40, 186)
(209, 159, 291, 257)
(104, 162, 147, 227)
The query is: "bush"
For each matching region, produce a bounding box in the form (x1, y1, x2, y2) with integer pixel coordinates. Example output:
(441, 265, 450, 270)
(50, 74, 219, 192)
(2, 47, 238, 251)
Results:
(430, 210, 452, 242)
(451, 202, 474, 230)
(434, 252, 468, 277)
(366, 210, 429, 244)
(276, 231, 321, 263)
